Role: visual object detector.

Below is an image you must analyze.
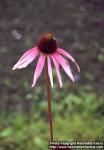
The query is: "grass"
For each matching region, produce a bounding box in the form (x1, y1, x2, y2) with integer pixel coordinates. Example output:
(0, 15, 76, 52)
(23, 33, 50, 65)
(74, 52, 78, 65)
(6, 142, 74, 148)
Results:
(0, 86, 104, 150)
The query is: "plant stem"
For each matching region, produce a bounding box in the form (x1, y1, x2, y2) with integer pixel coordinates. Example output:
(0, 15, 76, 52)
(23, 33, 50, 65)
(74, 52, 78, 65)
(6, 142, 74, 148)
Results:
(45, 58, 54, 142)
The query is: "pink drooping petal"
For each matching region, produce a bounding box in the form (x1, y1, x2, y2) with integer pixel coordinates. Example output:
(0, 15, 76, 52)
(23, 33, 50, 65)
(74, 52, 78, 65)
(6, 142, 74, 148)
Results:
(51, 56, 63, 87)
(17, 56, 38, 69)
(19, 47, 38, 62)
(32, 54, 45, 87)
(12, 48, 39, 70)
(57, 48, 80, 72)
(54, 53, 74, 82)
(47, 57, 53, 88)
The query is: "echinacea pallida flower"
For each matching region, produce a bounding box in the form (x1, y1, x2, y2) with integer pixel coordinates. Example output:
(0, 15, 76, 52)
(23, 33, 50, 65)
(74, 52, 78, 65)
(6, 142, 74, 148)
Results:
(12, 32, 80, 88)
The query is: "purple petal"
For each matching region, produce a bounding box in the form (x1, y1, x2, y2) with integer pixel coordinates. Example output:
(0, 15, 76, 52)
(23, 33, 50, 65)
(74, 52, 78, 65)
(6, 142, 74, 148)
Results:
(19, 47, 38, 61)
(12, 47, 39, 70)
(32, 54, 45, 87)
(51, 56, 63, 87)
(54, 53, 74, 82)
(47, 56, 53, 88)
(57, 48, 80, 72)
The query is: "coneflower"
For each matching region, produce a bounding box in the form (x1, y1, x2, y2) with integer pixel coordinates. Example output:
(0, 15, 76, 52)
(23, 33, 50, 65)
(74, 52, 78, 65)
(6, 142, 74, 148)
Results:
(12, 32, 80, 147)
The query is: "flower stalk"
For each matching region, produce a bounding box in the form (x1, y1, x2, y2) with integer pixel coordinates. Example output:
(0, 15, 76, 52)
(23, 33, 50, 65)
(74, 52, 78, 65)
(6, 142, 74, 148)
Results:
(45, 57, 54, 142)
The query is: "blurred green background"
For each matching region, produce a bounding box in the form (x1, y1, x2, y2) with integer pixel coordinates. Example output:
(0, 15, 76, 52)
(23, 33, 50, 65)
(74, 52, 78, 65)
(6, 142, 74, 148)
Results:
(0, 0, 104, 149)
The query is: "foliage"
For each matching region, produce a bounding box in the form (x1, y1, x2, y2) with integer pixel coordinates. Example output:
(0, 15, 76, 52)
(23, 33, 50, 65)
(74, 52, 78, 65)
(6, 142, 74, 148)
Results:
(0, 88, 104, 150)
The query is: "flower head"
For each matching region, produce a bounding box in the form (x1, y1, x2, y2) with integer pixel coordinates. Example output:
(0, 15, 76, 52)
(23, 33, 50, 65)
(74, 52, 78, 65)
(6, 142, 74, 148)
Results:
(12, 32, 80, 88)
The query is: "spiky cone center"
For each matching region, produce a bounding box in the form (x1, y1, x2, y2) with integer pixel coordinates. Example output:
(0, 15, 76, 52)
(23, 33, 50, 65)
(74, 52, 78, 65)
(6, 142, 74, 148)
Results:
(38, 33, 57, 54)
